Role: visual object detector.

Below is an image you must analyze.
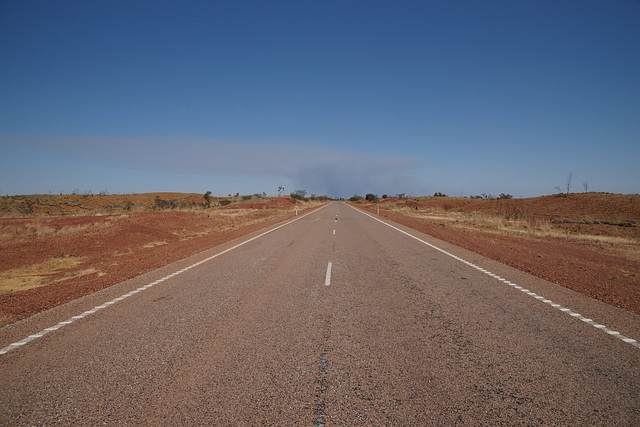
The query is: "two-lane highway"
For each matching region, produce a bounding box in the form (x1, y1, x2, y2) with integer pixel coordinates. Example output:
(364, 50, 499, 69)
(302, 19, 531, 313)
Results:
(1, 202, 639, 425)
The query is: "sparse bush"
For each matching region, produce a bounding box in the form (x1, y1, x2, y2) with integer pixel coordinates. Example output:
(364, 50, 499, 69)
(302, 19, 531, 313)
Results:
(349, 195, 363, 202)
(498, 193, 513, 199)
(433, 192, 447, 197)
(203, 191, 212, 208)
(154, 197, 184, 210)
(290, 192, 308, 203)
(219, 199, 232, 206)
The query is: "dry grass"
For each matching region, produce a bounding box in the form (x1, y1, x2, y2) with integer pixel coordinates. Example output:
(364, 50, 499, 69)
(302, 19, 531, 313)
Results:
(0, 313, 17, 328)
(114, 248, 134, 257)
(0, 254, 89, 295)
(0, 219, 119, 245)
(143, 241, 169, 248)
(386, 204, 638, 244)
(172, 230, 212, 241)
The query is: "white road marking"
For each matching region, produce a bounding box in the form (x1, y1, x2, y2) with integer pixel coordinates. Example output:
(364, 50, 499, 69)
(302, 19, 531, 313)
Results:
(349, 204, 640, 349)
(0, 204, 330, 356)
(325, 262, 333, 286)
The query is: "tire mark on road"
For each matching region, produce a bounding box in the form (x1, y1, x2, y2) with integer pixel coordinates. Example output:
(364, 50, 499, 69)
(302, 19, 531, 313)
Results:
(315, 317, 331, 427)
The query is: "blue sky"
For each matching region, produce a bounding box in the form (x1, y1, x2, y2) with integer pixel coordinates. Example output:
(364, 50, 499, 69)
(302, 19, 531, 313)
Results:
(1, 0, 639, 198)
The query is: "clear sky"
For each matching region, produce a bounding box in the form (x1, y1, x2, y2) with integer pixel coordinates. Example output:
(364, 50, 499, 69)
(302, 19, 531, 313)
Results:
(1, 0, 639, 198)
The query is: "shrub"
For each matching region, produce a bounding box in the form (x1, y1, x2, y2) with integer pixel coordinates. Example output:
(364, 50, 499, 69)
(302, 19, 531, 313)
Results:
(290, 192, 308, 202)
(365, 193, 377, 202)
(433, 192, 447, 197)
(349, 195, 363, 202)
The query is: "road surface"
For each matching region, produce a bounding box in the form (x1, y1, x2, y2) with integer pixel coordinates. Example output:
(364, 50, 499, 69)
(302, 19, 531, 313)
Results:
(1, 202, 639, 425)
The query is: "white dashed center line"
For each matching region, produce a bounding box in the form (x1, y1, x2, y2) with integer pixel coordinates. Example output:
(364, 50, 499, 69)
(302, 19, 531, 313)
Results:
(325, 262, 333, 286)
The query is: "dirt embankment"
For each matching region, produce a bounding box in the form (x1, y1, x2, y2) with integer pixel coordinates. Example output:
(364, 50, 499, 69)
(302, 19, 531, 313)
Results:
(355, 193, 640, 315)
(0, 196, 325, 326)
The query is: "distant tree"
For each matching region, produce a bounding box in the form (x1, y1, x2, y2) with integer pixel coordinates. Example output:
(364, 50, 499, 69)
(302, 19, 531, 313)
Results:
(277, 186, 285, 196)
(292, 189, 307, 198)
(433, 192, 447, 197)
(396, 193, 406, 199)
(565, 172, 573, 196)
(203, 191, 212, 208)
(365, 193, 377, 202)
(382, 194, 388, 199)
(349, 195, 363, 201)
(498, 193, 513, 199)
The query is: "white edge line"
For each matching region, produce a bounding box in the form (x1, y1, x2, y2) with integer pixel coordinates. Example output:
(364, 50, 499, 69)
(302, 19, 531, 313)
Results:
(347, 203, 640, 349)
(0, 204, 331, 356)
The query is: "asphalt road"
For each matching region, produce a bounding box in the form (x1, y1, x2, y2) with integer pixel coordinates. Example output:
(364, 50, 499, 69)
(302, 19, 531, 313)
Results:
(1, 202, 639, 425)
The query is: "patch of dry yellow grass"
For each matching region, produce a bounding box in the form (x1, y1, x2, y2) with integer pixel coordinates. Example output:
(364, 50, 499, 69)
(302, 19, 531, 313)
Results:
(0, 218, 121, 245)
(385, 204, 638, 244)
(114, 248, 134, 257)
(0, 313, 17, 328)
(143, 240, 169, 248)
(0, 254, 92, 295)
